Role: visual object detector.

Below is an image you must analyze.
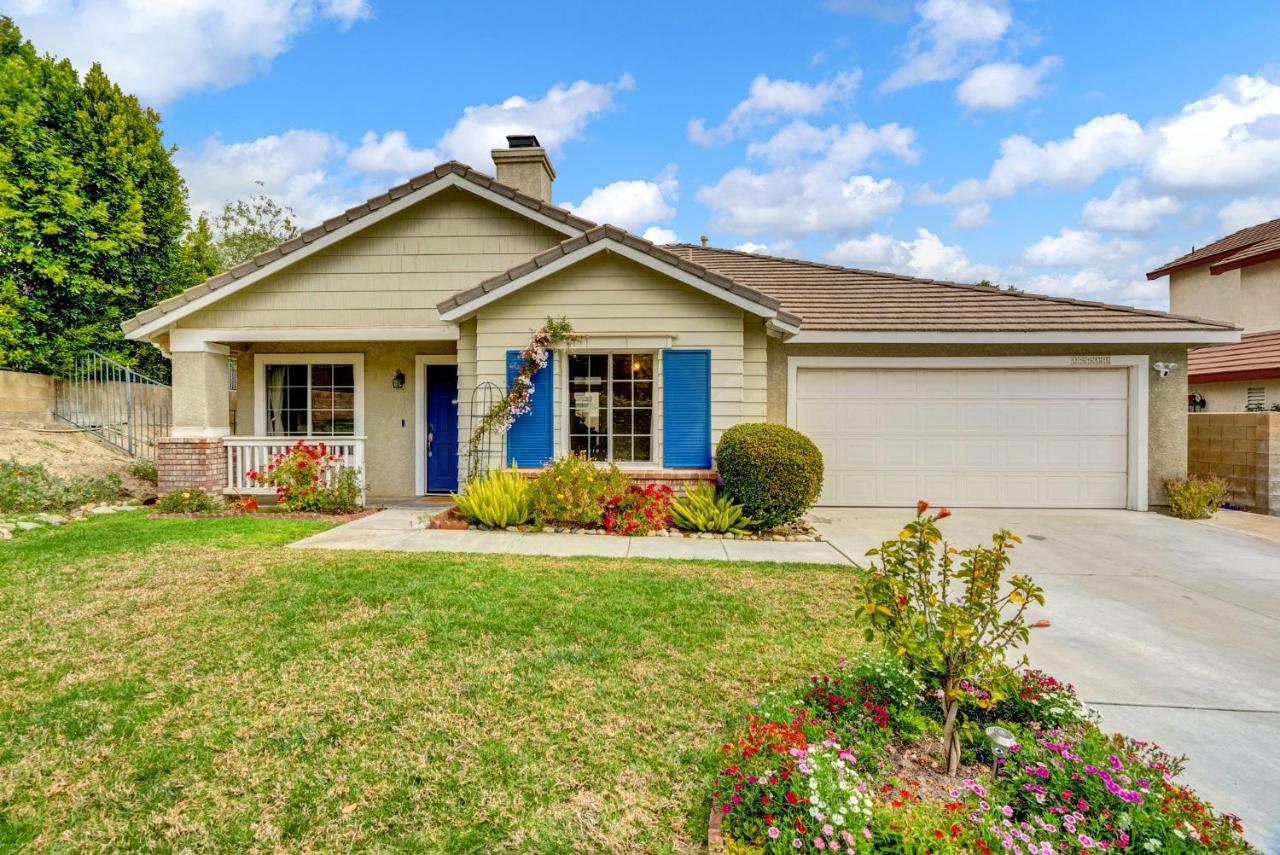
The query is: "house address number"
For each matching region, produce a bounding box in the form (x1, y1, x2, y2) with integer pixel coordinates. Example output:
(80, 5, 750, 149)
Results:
(1069, 356, 1112, 366)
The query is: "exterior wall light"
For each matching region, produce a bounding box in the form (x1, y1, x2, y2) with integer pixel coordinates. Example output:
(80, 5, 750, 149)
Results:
(1153, 361, 1178, 378)
(392, 369, 406, 389)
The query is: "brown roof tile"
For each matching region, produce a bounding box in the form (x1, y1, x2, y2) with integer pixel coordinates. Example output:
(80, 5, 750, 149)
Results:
(1188, 329, 1280, 380)
(1208, 233, 1280, 274)
(1147, 217, 1280, 279)
(666, 244, 1235, 332)
(122, 161, 596, 335)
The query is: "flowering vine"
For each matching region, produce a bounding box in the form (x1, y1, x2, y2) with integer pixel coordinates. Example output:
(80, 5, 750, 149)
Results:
(468, 317, 577, 477)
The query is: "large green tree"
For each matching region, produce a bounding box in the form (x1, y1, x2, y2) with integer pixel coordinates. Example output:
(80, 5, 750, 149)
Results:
(0, 17, 189, 375)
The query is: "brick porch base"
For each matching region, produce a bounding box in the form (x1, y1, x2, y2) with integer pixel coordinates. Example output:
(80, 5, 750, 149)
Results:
(157, 436, 226, 496)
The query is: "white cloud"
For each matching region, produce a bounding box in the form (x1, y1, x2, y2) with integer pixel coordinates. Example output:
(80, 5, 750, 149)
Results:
(698, 167, 903, 238)
(565, 165, 679, 232)
(1018, 269, 1167, 310)
(346, 131, 440, 175)
(952, 201, 990, 228)
(881, 0, 1012, 93)
(642, 227, 679, 245)
(435, 74, 635, 167)
(8, 0, 369, 104)
(955, 56, 1060, 110)
(687, 70, 861, 146)
(921, 113, 1149, 205)
(827, 228, 999, 281)
(1022, 228, 1142, 267)
(747, 120, 919, 168)
(734, 242, 771, 254)
(1146, 74, 1280, 193)
(1219, 196, 1280, 233)
(1081, 179, 1181, 232)
(176, 129, 351, 226)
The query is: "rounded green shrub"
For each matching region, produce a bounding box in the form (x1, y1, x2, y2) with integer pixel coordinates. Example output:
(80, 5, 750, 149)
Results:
(714, 423, 823, 530)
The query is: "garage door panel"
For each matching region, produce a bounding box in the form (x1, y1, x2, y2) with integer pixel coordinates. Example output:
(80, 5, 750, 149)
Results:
(796, 366, 1130, 509)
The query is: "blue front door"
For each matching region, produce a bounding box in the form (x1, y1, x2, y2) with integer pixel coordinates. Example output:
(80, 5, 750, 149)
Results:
(426, 364, 458, 493)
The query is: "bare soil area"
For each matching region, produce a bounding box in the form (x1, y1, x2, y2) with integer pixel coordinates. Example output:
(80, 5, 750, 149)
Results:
(0, 418, 156, 499)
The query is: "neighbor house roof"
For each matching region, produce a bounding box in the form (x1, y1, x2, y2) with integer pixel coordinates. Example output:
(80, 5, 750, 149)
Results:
(122, 162, 595, 338)
(664, 245, 1236, 334)
(436, 226, 803, 330)
(1188, 329, 1280, 383)
(1147, 217, 1280, 279)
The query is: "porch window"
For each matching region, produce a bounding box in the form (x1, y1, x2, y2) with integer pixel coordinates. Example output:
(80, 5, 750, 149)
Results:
(262, 360, 357, 436)
(568, 353, 653, 463)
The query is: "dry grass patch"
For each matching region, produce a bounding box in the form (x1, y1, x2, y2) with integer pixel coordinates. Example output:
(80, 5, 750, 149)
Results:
(0, 513, 865, 853)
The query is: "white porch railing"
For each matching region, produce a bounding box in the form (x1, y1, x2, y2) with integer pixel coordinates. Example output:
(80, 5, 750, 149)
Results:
(224, 436, 366, 496)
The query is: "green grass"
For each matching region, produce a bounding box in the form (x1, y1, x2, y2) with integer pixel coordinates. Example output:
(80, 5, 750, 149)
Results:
(0, 512, 867, 852)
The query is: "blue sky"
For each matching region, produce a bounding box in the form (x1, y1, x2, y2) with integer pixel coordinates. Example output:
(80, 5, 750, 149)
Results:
(8, 0, 1280, 309)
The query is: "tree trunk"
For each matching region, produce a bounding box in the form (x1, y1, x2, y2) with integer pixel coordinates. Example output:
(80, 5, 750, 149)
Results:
(941, 678, 961, 775)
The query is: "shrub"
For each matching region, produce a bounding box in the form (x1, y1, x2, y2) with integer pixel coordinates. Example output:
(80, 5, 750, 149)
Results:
(0, 460, 123, 512)
(528, 454, 629, 528)
(127, 458, 158, 484)
(246, 440, 363, 513)
(155, 488, 220, 513)
(1165, 474, 1230, 519)
(857, 501, 1044, 774)
(452, 468, 531, 527)
(602, 483, 673, 535)
(670, 483, 756, 534)
(715, 423, 823, 530)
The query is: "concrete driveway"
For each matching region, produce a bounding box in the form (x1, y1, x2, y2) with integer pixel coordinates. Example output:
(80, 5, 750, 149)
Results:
(809, 508, 1280, 851)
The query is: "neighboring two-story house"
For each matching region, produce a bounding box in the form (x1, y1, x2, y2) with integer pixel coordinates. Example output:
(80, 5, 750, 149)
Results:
(1149, 218, 1280, 411)
(125, 136, 1238, 510)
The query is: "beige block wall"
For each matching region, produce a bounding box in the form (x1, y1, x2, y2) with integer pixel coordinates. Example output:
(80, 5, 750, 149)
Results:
(469, 252, 749, 467)
(1188, 412, 1280, 515)
(234, 341, 454, 497)
(0, 370, 55, 419)
(1169, 265, 1242, 329)
(766, 340, 1189, 506)
(1190, 379, 1280, 413)
(179, 188, 564, 331)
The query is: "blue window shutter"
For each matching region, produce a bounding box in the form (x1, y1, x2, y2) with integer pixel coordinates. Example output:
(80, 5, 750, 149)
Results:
(662, 349, 712, 468)
(506, 350, 554, 467)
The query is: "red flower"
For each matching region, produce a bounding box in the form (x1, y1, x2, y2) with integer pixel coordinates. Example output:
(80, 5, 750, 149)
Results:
(916, 499, 929, 514)
(786, 791, 799, 806)
(936, 507, 952, 520)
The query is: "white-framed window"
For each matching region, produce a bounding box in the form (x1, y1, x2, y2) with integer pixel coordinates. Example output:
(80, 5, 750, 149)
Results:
(567, 352, 654, 463)
(253, 353, 365, 437)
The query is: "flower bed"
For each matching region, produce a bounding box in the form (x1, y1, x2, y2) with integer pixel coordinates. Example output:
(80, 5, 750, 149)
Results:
(709, 507, 1254, 854)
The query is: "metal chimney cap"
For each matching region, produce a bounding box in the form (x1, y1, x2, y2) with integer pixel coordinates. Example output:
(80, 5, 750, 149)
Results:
(506, 134, 541, 149)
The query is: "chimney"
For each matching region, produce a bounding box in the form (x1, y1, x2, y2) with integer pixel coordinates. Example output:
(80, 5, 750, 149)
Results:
(491, 134, 555, 203)
(700, 235, 709, 248)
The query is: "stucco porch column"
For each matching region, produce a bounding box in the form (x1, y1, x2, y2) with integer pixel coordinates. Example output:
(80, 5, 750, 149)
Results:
(157, 342, 230, 495)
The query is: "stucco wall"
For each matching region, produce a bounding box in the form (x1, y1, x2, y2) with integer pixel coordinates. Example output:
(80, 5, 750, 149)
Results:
(234, 341, 454, 497)
(178, 188, 564, 331)
(1240, 258, 1280, 333)
(1190, 379, 1280, 413)
(1169, 265, 1242, 329)
(468, 252, 749, 466)
(766, 340, 1189, 506)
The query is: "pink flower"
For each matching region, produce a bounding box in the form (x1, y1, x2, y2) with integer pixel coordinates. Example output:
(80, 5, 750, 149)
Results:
(768, 827, 780, 839)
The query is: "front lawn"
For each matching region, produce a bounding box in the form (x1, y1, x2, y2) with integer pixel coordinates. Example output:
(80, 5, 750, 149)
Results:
(0, 512, 863, 852)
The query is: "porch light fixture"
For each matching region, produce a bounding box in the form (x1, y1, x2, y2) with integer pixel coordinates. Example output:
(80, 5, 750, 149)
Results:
(1153, 361, 1178, 378)
(392, 369, 406, 389)
(985, 725, 1016, 779)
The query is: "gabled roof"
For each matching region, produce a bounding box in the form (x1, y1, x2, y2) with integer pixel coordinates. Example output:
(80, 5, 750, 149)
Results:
(1147, 217, 1280, 279)
(436, 226, 803, 330)
(122, 162, 595, 339)
(1188, 329, 1280, 383)
(666, 245, 1237, 334)
(1208, 233, 1280, 274)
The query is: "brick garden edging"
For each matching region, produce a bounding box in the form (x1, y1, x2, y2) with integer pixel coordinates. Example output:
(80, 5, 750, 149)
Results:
(707, 805, 727, 854)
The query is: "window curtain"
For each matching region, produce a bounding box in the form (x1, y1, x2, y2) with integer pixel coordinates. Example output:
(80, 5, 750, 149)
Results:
(266, 365, 286, 435)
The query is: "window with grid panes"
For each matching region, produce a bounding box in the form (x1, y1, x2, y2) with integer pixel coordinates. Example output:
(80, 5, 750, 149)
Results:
(568, 353, 654, 462)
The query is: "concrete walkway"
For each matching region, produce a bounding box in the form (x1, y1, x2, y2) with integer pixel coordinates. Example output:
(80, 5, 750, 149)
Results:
(810, 507, 1280, 851)
(290, 507, 851, 564)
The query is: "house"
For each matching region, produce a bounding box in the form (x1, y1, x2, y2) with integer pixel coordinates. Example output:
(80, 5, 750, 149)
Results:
(125, 136, 1239, 510)
(1148, 218, 1280, 411)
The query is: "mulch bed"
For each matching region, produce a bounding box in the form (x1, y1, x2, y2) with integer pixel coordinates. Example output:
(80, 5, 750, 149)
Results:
(149, 508, 380, 522)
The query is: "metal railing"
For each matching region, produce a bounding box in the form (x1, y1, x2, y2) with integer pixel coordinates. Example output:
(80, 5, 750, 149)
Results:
(53, 351, 171, 460)
(224, 436, 366, 497)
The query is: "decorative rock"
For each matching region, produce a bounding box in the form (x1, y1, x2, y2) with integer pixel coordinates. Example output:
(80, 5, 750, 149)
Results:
(0, 528, 10, 540)
(542, 526, 555, 534)
(89, 505, 116, 515)
(15, 521, 43, 530)
(504, 526, 518, 532)
(770, 534, 785, 542)
(34, 513, 67, 525)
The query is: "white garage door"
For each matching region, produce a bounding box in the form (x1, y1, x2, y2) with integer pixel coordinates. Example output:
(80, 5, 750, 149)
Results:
(795, 366, 1130, 508)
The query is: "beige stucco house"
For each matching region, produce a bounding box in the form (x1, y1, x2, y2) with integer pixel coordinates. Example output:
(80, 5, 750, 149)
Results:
(125, 137, 1239, 510)
(1149, 218, 1280, 411)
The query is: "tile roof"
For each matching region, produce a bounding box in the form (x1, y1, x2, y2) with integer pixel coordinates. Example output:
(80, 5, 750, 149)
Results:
(121, 162, 596, 335)
(436, 226, 803, 326)
(1188, 329, 1280, 381)
(1208, 233, 1280, 274)
(663, 245, 1236, 332)
(1147, 216, 1280, 279)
